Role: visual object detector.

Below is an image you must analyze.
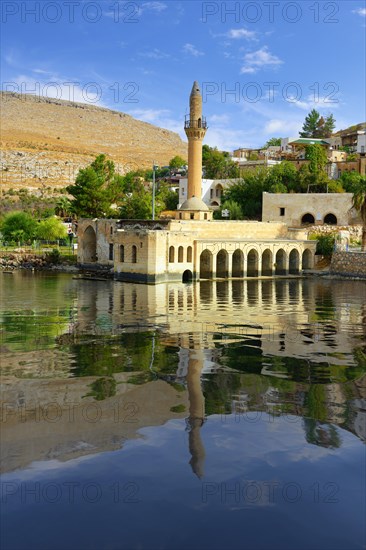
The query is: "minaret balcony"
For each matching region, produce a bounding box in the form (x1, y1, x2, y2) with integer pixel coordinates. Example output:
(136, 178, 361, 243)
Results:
(184, 116, 208, 130)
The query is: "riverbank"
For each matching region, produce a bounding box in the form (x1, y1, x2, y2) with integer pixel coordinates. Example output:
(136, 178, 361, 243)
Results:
(0, 251, 80, 273)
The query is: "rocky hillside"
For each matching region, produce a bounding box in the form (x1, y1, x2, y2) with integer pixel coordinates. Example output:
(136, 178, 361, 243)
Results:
(0, 92, 188, 192)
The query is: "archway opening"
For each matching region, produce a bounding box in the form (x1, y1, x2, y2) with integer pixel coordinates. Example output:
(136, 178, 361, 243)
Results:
(178, 246, 184, 263)
(216, 249, 228, 278)
(275, 249, 286, 275)
(247, 249, 259, 277)
(324, 213, 337, 225)
(302, 249, 313, 270)
(262, 249, 273, 276)
(289, 249, 300, 274)
(182, 270, 193, 283)
(82, 225, 97, 263)
(169, 246, 175, 263)
(232, 249, 244, 278)
(301, 213, 315, 225)
(200, 249, 213, 279)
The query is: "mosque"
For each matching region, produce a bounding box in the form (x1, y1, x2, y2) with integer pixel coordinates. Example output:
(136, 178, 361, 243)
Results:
(77, 82, 316, 283)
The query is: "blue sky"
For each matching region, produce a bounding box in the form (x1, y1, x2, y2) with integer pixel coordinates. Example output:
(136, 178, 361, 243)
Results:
(1, 0, 365, 150)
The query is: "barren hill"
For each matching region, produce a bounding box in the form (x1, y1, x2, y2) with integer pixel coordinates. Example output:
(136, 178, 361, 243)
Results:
(0, 92, 188, 192)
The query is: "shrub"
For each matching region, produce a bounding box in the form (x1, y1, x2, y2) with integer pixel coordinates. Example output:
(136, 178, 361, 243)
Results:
(45, 249, 61, 264)
(310, 233, 336, 257)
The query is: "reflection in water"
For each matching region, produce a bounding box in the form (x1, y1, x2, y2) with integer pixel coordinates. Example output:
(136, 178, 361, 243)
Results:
(1, 272, 366, 550)
(1, 272, 365, 473)
(186, 350, 206, 478)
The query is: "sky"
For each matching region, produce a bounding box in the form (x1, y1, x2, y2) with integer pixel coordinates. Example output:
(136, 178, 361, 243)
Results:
(1, 0, 366, 151)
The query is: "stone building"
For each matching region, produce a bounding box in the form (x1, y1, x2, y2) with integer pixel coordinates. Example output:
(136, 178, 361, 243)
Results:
(78, 82, 317, 283)
(262, 192, 360, 227)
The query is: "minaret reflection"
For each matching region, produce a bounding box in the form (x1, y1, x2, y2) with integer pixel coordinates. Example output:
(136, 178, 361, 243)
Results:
(179, 347, 207, 478)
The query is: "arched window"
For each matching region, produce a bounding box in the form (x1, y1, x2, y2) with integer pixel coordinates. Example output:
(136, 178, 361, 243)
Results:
(120, 245, 125, 263)
(169, 246, 175, 263)
(178, 246, 184, 263)
(301, 213, 315, 225)
(324, 213, 337, 225)
(187, 246, 192, 263)
(132, 245, 137, 264)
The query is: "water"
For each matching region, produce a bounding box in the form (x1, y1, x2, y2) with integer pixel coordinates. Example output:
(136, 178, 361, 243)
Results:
(1, 272, 365, 550)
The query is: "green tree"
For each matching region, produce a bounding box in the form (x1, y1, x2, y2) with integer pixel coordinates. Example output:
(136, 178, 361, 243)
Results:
(119, 189, 157, 219)
(351, 178, 366, 251)
(263, 137, 281, 148)
(223, 168, 269, 220)
(55, 196, 72, 218)
(169, 156, 187, 170)
(266, 161, 299, 192)
(0, 211, 37, 244)
(340, 171, 363, 192)
(66, 155, 124, 218)
(36, 217, 67, 242)
(219, 200, 243, 220)
(300, 109, 335, 138)
(157, 182, 179, 210)
(202, 145, 240, 179)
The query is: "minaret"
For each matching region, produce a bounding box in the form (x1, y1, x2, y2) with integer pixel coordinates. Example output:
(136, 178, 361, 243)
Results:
(177, 82, 212, 220)
(184, 81, 207, 200)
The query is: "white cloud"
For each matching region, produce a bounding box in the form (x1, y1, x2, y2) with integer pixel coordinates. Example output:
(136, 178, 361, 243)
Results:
(138, 48, 170, 59)
(290, 94, 340, 111)
(264, 118, 302, 135)
(240, 67, 257, 74)
(352, 8, 366, 16)
(182, 43, 204, 57)
(240, 46, 283, 74)
(141, 1, 167, 12)
(227, 28, 257, 40)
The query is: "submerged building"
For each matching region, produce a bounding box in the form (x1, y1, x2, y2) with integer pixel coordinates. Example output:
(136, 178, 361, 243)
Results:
(78, 82, 317, 283)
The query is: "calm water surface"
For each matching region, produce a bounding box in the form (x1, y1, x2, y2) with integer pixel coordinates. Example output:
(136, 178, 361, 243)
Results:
(0, 272, 365, 550)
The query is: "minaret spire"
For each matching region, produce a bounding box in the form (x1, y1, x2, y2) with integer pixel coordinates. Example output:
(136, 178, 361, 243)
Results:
(184, 81, 207, 200)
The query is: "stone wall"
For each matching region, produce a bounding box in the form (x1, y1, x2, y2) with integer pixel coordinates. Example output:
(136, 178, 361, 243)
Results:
(330, 251, 366, 278)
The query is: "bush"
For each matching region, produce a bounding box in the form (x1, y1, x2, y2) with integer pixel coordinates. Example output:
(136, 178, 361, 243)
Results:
(45, 249, 61, 264)
(310, 233, 336, 257)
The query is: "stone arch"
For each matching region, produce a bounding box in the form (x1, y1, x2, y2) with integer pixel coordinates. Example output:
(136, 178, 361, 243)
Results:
(182, 270, 193, 283)
(275, 249, 286, 275)
(216, 249, 229, 278)
(169, 246, 175, 263)
(289, 249, 300, 274)
(178, 246, 184, 263)
(247, 248, 259, 277)
(232, 249, 244, 278)
(82, 225, 97, 263)
(210, 201, 219, 207)
(187, 246, 192, 263)
(301, 213, 315, 225)
(324, 213, 337, 225)
(262, 249, 273, 276)
(200, 249, 213, 279)
(131, 245, 137, 264)
(302, 248, 313, 269)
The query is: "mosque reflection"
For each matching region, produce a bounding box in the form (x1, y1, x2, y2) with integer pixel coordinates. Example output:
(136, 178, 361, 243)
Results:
(1, 275, 365, 475)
